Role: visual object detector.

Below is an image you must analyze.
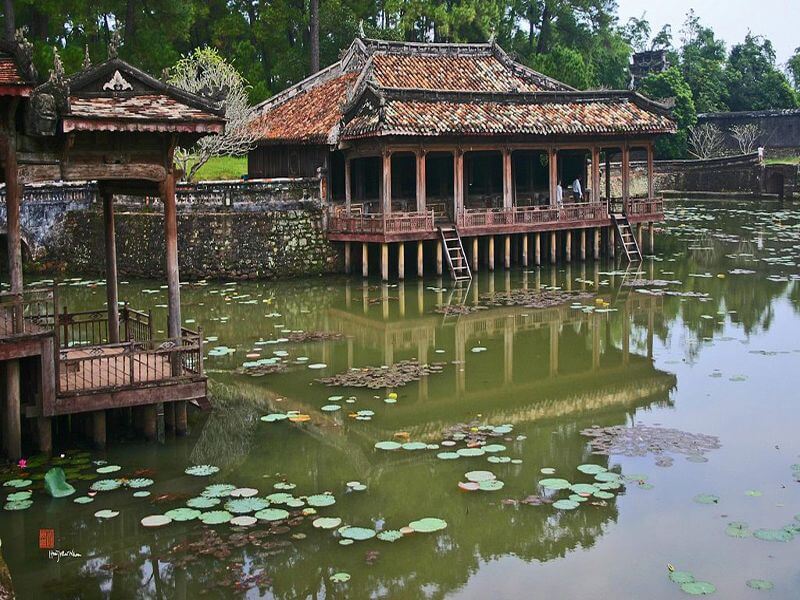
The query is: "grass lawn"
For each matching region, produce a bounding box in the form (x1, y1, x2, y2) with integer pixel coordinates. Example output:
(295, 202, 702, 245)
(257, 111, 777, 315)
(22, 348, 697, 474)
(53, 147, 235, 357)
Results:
(189, 156, 248, 181)
(764, 156, 800, 165)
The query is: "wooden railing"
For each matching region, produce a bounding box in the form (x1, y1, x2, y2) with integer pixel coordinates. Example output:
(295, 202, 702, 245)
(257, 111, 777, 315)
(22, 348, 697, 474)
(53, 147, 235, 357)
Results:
(0, 287, 56, 338)
(57, 305, 153, 348)
(457, 202, 608, 229)
(57, 332, 204, 394)
(626, 197, 664, 217)
(327, 209, 436, 235)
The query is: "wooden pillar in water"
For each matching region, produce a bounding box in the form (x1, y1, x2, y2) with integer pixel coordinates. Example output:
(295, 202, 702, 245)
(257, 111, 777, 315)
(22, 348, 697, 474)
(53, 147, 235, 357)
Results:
(4, 361, 20, 460)
(416, 241, 424, 277)
(362, 243, 369, 278)
(593, 228, 600, 260)
(471, 237, 479, 272)
(382, 149, 392, 216)
(580, 229, 586, 260)
(621, 145, 631, 214)
(143, 405, 157, 441)
(344, 157, 352, 214)
(381, 243, 389, 281)
(522, 234, 529, 267)
(608, 226, 616, 258)
(649, 222, 655, 253)
(163, 171, 182, 340)
(416, 150, 427, 212)
(397, 242, 405, 280)
(502, 148, 513, 209)
(550, 231, 556, 265)
(436, 240, 443, 275)
(534, 232, 541, 265)
(103, 192, 120, 342)
(488, 236, 495, 271)
(93, 411, 107, 449)
(565, 230, 572, 262)
(344, 242, 351, 274)
(637, 223, 643, 250)
(504, 235, 511, 269)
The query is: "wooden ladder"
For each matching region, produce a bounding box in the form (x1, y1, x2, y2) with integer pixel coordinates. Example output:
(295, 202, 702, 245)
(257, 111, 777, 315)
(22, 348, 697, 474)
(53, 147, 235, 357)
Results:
(439, 225, 472, 282)
(612, 213, 642, 263)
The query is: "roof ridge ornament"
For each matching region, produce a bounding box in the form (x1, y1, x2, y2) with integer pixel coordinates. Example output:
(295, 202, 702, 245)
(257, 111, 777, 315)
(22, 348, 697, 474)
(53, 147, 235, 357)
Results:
(108, 29, 122, 60)
(103, 70, 133, 91)
(83, 45, 92, 70)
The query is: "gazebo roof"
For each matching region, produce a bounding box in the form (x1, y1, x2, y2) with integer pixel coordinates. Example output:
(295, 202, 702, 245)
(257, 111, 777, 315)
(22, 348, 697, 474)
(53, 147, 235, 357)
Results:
(249, 37, 676, 145)
(0, 39, 36, 97)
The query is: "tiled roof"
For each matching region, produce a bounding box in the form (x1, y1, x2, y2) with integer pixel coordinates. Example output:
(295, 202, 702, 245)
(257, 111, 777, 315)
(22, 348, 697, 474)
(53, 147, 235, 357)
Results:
(249, 72, 357, 143)
(370, 54, 546, 92)
(342, 94, 676, 139)
(0, 55, 24, 85)
(64, 94, 224, 132)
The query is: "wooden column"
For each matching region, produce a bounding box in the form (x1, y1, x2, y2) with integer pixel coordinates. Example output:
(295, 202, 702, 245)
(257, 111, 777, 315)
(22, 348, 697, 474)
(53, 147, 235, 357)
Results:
(4, 361, 20, 460)
(382, 149, 392, 215)
(488, 236, 495, 271)
(416, 150, 426, 212)
(621, 144, 631, 213)
(344, 157, 352, 214)
(502, 148, 513, 209)
(417, 241, 424, 277)
(143, 405, 157, 441)
(397, 242, 405, 280)
(604, 151, 611, 204)
(637, 223, 643, 250)
(504, 235, 511, 269)
(522, 234, 529, 267)
(102, 192, 121, 343)
(649, 222, 655, 253)
(580, 229, 586, 260)
(471, 237, 479, 272)
(593, 228, 600, 260)
(591, 146, 601, 203)
(381, 243, 389, 281)
(453, 149, 464, 217)
(647, 144, 655, 200)
(163, 172, 181, 339)
(344, 241, 351, 274)
(436, 240, 443, 275)
(550, 231, 556, 264)
(534, 232, 541, 265)
(608, 227, 616, 257)
(565, 230, 572, 262)
(93, 410, 107, 449)
(362, 242, 369, 278)
(548, 147, 558, 206)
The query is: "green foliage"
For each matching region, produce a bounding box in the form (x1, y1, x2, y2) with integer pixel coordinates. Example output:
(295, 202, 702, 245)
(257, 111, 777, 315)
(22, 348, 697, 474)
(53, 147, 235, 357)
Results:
(789, 48, 800, 91)
(726, 34, 798, 111)
(529, 45, 593, 89)
(638, 67, 696, 159)
(192, 156, 248, 181)
(678, 12, 729, 113)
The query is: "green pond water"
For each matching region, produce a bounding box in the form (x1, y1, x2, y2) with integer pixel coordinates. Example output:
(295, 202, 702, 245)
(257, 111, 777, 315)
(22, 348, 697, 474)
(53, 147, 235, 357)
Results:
(2, 199, 800, 599)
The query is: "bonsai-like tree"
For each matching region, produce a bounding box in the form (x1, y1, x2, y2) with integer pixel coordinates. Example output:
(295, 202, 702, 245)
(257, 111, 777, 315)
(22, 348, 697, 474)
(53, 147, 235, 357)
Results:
(729, 123, 761, 154)
(168, 47, 256, 181)
(687, 123, 725, 159)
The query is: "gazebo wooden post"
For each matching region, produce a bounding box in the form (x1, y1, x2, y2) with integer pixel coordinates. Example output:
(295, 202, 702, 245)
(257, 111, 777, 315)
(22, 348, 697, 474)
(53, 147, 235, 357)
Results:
(502, 148, 513, 210)
(604, 151, 611, 206)
(344, 156, 352, 214)
(382, 149, 392, 216)
(591, 146, 601, 203)
(453, 149, 464, 220)
(548, 147, 558, 206)
(415, 149, 426, 213)
(647, 143, 655, 200)
(4, 127, 22, 460)
(102, 191, 120, 343)
(621, 144, 631, 214)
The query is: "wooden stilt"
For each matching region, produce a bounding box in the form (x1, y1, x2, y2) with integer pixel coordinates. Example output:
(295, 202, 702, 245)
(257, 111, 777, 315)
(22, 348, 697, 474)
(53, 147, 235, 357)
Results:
(162, 172, 181, 340)
(175, 401, 188, 436)
(165, 402, 176, 431)
(581, 229, 586, 260)
(594, 228, 600, 260)
(417, 241, 424, 277)
(381, 243, 389, 281)
(102, 193, 120, 343)
(608, 226, 616, 258)
(565, 230, 572, 262)
(362, 243, 369, 278)
(637, 223, 643, 251)
(504, 235, 511, 269)
(344, 241, 351, 274)
(522, 234, 529, 267)
(143, 405, 157, 441)
(550, 231, 556, 265)
(93, 411, 107, 449)
(397, 242, 405, 280)
(488, 236, 495, 271)
(5, 361, 21, 460)
(534, 232, 541, 265)
(648, 222, 655, 253)
(436, 240, 443, 275)
(472, 237, 479, 272)
(37, 416, 52, 455)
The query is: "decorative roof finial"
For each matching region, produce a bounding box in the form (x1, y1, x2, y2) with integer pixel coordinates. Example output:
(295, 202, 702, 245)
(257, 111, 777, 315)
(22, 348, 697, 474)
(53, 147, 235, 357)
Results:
(49, 47, 65, 84)
(83, 45, 92, 69)
(108, 29, 122, 59)
(358, 20, 365, 38)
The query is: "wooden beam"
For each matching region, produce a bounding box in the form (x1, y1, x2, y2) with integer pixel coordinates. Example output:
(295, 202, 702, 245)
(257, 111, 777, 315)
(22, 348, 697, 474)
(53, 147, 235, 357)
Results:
(344, 241, 351, 274)
(5, 360, 20, 460)
(621, 144, 631, 213)
(61, 163, 167, 182)
(548, 147, 558, 207)
(416, 150, 426, 212)
(344, 157, 352, 214)
(397, 242, 405, 280)
(103, 192, 120, 343)
(417, 240, 424, 277)
(381, 243, 389, 281)
(502, 148, 513, 209)
(382, 149, 392, 215)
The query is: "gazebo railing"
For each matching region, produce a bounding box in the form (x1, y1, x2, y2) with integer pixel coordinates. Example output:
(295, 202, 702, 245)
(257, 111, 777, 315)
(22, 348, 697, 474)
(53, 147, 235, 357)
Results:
(57, 305, 153, 348)
(457, 203, 608, 229)
(0, 287, 56, 338)
(626, 197, 664, 217)
(327, 209, 435, 235)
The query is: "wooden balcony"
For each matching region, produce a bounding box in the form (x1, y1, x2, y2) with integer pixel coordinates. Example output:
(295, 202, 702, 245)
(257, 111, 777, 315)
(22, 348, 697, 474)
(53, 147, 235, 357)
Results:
(327, 209, 438, 242)
(0, 286, 206, 417)
(456, 202, 609, 235)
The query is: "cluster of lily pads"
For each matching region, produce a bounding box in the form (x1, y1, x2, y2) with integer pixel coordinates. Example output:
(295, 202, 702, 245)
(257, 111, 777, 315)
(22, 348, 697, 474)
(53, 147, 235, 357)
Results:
(534, 463, 639, 511)
(723, 516, 800, 543)
(316, 359, 444, 389)
(667, 568, 716, 596)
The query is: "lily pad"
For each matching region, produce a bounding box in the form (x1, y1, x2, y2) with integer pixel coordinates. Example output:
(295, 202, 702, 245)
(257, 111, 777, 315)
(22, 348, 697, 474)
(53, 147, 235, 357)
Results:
(408, 518, 447, 533)
(339, 526, 376, 540)
(2, 479, 32, 488)
(465, 470, 496, 483)
(680, 581, 716, 595)
(273, 482, 296, 491)
(746, 579, 773, 591)
(669, 571, 696, 584)
(90, 479, 121, 492)
(482, 444, 507, 453)
(73, 496, 94, 504)
(552, 499, 580, 510)
(539, 478, 571, 490)
(594, 472, 622, 483)
(165, 508, 202, 521)
(540, 468, 556, 475)
(570, 483, 599, 495)
(437, 452, 460, 460)
(202, 484, 236, 498)
(312, 517, 342, 529)
(306, 494, 336, 507)
(456, 448, 485, 457)
(126, 478, 154, 488)
(230, 516, 258, 527)
(330, 572, 350, 583)
(593, 490, 615, 500)
(230, 487, 260, 497)
(3, 500, 32, 511)
(693, 494, 720, 505)
(254, 508, 289, 521)
(576, 464, 607, 475)
(377, 530, 404, 542)
(185, 465, 220, 477)
(199, 510, 233, 525)
(225, 498, 269, 513)
(753, 528, 793, 542)
(141, 515, 172, 528)
(96, 465, 122, 474)
(94, 509, 120, 519)
(321, 405, 342, 412)
(375, 441, 402, 451)
(187, 496, 221, 509)
(725, 522, 751, 538)
(479, 480, 505, 491)
(261, 413, 288, 422)
(5, 491, 31, 502)
(133, 491, 151, 498)
(44, 468, 76, 498)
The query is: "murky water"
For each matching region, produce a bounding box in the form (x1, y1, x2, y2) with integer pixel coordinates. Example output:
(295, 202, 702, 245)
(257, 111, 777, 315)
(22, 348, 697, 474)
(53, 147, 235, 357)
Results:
(2, 200, 800, 599)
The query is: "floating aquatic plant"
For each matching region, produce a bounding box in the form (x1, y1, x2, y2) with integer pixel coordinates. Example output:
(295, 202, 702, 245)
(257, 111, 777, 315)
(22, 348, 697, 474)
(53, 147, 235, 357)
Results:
(125, 478, 154, 488)
(330, 572, 350, 583)
(377, 530, 404, 542)
(312, 517, 342, 529)
(693, 494, 720, 505)
(539, 478, 571, 490)
(185, 465, 220, 477)
(225, 498, 269, 514)
(260, 413, 288, 423)
(464, 471, 495, 483)
(753, 528, 793, 542)
(90, 479, 121, 492)
(202, 484, 236, 498)
(552, 499, 580, 510)
(746, 579, 773, 591)
(165, 508, 202, 521)
(407, 518, 447, 533)
(680, 581, 716, 595)
(306, 494, 336, 507)
(375, 441, 401, 451)
(187, 496, 221, 509)
(94, 509, 120, 519)
(199, 510, 234, 525)
(254, 508, 289, 522)
(339, 526, 376, 540)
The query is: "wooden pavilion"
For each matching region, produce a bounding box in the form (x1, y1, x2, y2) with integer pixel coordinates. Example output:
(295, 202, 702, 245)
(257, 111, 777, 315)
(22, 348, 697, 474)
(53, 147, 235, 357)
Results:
(0, 41, 224, 460)
(249, 38, 676, 280)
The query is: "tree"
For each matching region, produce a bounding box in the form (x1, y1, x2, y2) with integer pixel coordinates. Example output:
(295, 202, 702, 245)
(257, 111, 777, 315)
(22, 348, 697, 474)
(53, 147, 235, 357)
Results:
(168, 47, 257, 181)
(788, 47, 800, 91)
(730, 123, 761, 154)
(726, 33, 798, 111)
(309, 0, 320, 73)
(678, 11, 728, 113)
(638, 66, 696, 158)
(687, 123, 725, 159)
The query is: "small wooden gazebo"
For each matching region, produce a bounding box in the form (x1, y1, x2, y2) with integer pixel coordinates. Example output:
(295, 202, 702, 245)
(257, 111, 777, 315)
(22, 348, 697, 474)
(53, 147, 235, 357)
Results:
(0, 41, 225, 460)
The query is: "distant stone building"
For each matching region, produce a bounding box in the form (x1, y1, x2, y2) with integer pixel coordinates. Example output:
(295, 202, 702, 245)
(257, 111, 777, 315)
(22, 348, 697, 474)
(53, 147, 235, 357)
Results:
(697, 109, 800, 154)
(629, 50, 669, 89)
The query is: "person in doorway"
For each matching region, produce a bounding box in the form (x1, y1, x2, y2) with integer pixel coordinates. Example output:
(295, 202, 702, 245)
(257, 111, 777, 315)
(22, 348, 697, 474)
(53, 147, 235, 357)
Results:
(556, 181, 564, 206)
(572, 177, 583, 201)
